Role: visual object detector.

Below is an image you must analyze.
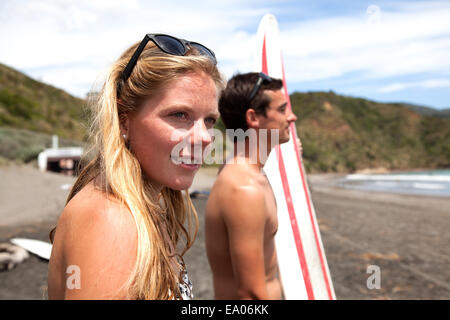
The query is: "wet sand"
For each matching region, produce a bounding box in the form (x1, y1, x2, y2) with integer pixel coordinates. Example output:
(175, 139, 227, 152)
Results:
(0, 165, 449, 300)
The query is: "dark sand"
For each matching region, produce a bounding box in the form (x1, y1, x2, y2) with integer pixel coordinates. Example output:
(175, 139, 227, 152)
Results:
(0, 165, 449, 300)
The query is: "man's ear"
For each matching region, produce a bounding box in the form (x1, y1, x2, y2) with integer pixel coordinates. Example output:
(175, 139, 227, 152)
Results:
(245, 108, 260, 129)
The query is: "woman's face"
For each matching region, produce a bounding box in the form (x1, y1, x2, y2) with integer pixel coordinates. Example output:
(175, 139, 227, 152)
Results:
(125, 70, 219, 191)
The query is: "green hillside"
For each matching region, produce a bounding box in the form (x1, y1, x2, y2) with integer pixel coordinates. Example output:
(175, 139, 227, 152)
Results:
(0, 63, 87, 141)
(291, 91, 450, 172)
(402, 104, 450, 118)
(0, 62, 449, 172)
(0, 126, 84, 164)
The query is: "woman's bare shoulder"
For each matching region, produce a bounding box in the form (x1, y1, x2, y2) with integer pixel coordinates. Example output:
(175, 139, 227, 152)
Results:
(50, 182, 138, 299)
(58, 182, 136, 239)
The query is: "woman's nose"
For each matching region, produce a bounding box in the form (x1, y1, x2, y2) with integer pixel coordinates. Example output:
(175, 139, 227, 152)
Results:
(191, 119, 213, 146)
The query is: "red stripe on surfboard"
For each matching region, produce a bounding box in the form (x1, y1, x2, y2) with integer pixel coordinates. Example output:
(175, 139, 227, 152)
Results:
(275, 147, 315, 300)
(262, 35, 315, 300)
(280, 55, 335, 300)
(262, 36, 268, 76)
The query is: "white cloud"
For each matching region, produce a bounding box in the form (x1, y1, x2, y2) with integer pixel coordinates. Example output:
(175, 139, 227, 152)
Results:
(379, 78, 450, 93)
(280, 2, 450, 84)
(0, 0, 267, 97)
(0, 0, 449, 103)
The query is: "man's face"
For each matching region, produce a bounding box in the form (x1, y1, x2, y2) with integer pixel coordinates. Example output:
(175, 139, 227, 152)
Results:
(256, 89, 297, 144)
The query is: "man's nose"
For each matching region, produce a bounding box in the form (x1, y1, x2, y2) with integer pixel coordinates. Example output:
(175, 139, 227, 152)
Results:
(287, 108, 297, 123)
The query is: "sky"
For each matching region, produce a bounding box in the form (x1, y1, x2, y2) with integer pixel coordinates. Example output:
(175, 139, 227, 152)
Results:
(0, 0, 449, 109)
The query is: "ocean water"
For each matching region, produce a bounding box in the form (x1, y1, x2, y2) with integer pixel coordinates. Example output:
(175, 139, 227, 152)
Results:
(340, 169, 450, 197)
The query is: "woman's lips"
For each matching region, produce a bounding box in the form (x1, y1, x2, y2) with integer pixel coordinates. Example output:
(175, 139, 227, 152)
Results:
(171, 155, 202, 169)
(178, 163, 201, 170)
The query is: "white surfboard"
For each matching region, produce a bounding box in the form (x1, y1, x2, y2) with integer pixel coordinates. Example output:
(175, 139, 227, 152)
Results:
(257, 14, 336, 300)
(10, 238, 52, 260)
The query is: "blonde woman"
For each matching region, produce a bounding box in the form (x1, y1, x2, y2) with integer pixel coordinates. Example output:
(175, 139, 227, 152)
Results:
(47, 34, 224, 299)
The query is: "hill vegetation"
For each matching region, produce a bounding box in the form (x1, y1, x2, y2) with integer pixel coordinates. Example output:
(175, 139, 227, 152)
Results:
(0, 63, 87, 141)
(291, 91, 450, 172)
(0, 126, 83, 164)
(0, 62, 449, 173)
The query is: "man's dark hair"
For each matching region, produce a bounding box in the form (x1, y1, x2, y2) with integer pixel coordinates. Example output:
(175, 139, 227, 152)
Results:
(219, 72, 283, 131)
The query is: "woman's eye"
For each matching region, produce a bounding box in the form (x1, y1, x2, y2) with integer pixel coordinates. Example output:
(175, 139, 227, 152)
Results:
(205, 117, 217, 126)
(172, 112, 187, 119)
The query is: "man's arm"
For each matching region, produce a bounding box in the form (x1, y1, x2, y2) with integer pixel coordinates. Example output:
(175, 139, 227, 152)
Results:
(221, 185, 269, 299)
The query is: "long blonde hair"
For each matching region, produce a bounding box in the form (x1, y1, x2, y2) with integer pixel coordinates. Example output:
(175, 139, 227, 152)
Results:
(52, 38, 224, 299)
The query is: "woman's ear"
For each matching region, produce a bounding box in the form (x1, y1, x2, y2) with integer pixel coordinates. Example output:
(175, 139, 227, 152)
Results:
(245, 108, 260, 129)
(119, 112, 130, 138)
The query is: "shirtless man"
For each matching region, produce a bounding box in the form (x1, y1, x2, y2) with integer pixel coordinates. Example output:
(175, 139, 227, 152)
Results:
(205, 72, 297, 299)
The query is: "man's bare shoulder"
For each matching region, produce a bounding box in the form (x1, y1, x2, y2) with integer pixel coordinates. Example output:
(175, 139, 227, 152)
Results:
(214, 163, 266, 192)
(208, 164, 267, 221)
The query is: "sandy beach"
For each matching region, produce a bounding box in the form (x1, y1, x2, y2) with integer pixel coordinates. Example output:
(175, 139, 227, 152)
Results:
(0, 165, 449, 300)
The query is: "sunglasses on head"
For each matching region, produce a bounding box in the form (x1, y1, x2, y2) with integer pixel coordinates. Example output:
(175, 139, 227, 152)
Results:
(247, 72, 273, 104)
(119, 33, 217, 85)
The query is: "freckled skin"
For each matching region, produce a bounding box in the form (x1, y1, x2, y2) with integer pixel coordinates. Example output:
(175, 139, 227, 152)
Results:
(127, 70, 220, 191)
